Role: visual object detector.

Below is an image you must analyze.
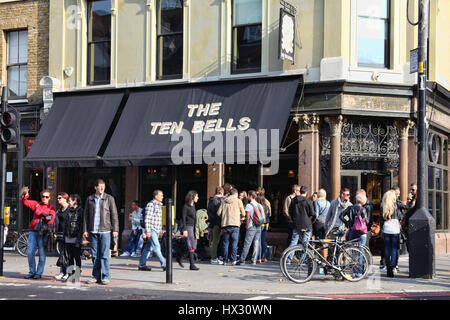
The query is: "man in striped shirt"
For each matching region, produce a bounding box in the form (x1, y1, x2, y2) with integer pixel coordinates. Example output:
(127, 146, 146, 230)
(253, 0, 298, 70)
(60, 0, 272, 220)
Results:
(138, 190, 166, 271)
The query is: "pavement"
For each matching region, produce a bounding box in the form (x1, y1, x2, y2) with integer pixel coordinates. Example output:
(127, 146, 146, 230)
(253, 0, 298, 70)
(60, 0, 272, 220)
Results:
(1, 251, 449, 299)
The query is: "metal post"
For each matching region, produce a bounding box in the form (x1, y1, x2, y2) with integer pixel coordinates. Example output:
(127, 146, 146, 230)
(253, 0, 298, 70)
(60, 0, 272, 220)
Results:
(0, 86, 7, 276)
(408, 0, 435, 279)
(165, 198, 173, 284)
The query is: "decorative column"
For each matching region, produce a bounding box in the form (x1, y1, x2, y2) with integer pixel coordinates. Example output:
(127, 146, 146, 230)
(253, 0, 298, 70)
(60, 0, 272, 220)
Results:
(325, 115, 344, 200)
(294, 114, 320, 194)
(395, 119, 415, 203)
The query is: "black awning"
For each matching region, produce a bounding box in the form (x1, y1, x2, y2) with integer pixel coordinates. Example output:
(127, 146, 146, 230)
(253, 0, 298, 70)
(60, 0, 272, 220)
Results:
(24, 91, 125, 167)
(102, 76, 300, 166)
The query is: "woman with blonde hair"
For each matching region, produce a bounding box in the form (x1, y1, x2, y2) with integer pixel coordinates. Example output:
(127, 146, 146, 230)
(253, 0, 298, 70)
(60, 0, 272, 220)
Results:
(380, 190, 403, 278)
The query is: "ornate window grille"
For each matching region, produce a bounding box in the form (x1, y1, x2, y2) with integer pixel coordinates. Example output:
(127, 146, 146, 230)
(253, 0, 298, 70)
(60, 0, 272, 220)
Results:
(320, 119, 399, 170)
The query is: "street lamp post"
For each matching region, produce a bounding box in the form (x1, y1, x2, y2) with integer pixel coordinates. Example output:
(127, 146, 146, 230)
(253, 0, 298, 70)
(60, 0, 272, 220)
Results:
(408, 0, 435, 279)
(0, 86, 7, 276)
(166, 198, 173, 284)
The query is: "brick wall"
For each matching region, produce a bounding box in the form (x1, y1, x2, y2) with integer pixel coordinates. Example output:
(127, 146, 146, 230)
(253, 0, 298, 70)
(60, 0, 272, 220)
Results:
(0, 0, 49, 104)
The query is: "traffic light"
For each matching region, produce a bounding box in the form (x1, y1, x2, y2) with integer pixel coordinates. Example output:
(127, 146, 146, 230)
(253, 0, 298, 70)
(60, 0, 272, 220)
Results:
(0, 107, 20, 144)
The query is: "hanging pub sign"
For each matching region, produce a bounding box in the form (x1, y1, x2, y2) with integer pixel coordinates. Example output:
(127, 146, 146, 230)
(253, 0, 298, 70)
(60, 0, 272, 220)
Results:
(278, 5, 296, 63)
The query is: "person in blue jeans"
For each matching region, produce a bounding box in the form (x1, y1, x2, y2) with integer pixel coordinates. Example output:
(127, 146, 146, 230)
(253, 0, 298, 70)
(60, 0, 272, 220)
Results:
(217, 188, 246, 265)
(83, 179, 119, 285)
(380, 190, 403, 278)
(121, 201, 144, 257)
(138, 190, 166, 271)
(286, 186, 314, 264)
(21, 187, 56, 279)
(340, 192, 370, 277)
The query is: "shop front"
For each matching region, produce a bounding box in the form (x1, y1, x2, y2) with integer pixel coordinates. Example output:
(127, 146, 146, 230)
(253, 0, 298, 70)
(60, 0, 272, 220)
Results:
(24, 75, 302, 248)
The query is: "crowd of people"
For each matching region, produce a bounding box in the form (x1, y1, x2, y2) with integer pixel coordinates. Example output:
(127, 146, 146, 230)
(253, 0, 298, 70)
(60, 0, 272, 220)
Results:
(16, 177, 418, 283)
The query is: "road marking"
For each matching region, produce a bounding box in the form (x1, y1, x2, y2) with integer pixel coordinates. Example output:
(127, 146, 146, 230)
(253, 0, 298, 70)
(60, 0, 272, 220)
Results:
(295, 295, 335, 300)
(27, 295, 37, 297)
(0, 283, 30, 287)
(245, 296, 271, 300)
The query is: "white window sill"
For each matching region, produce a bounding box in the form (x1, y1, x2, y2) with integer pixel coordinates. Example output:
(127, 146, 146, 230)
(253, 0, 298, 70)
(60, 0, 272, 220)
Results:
(8, 99, 28, 104)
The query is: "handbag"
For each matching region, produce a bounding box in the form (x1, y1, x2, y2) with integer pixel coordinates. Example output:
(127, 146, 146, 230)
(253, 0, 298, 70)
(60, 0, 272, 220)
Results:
(56, 250, 69, 268)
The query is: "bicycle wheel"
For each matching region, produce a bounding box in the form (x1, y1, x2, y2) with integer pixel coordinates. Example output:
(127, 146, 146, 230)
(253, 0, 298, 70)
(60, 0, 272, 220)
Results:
(282, 246, 316, 283)
(16, 232, 29, 257)
(343, 243, 373, 269)
(279, 246, 296, 278)
(337, 247, 369, 282)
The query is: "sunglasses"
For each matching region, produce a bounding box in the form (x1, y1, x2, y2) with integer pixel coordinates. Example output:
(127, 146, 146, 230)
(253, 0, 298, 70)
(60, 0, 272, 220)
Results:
(343, 193, 350, 196)
(41, 195, 50, 199)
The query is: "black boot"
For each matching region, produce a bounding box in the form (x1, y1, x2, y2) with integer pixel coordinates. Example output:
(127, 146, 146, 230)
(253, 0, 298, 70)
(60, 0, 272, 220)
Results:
(176, 255, 184, 268)
(387, 266, 394, 278)
(189, 252, 199, 271)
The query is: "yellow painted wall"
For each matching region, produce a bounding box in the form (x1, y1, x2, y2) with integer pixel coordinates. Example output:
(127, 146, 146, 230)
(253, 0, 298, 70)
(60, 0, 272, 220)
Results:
(48, 0, 449, 90)
(430, 0, 450, 90)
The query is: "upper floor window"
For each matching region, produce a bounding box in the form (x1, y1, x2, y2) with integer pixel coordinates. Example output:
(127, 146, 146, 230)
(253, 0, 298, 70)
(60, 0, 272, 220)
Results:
(87, 0, 111, 85)
(357, 0, 390, 69)
(7, 30, 28, 99)
(157, 0, 183, 80)
(232, 0, 262, 74)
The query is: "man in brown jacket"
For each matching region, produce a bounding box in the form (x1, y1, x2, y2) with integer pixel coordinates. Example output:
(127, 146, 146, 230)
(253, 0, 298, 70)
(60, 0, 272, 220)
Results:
(83, 179, 119, 285)
(217, 189, 245, 265)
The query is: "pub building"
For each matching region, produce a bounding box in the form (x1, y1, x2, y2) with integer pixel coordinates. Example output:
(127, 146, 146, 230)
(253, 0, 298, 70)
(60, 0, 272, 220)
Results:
(23, 76, 450, 256)
(22, 0, 450, 255)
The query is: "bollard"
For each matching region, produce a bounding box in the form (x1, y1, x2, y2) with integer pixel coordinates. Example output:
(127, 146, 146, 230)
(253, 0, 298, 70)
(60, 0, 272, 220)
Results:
(408, 207, 435, 279)
(165, 198, 173, 284)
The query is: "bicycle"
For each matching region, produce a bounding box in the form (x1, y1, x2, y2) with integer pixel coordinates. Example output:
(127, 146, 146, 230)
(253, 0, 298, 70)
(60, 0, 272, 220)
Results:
(280, 233, 369, 283)
(280, 230, 373, 278)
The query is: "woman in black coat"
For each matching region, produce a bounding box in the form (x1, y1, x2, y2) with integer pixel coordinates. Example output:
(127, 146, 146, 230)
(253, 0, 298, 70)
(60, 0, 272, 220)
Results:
(64, 194, 84, 281)
(182, 190, 199, 270)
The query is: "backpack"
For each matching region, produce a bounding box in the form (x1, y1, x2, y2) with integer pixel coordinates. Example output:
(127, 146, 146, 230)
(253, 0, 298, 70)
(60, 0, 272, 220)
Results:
(351, 211, 368, 235)
(252, 203, 266, 227)
(140, 206, 147, 229)
(262, 203, 270, 224)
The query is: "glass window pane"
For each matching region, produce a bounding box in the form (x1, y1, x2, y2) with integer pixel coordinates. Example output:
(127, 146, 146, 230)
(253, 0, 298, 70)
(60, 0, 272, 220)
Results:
(157, 34, 183, 78)
(7, 66, 20, 97)
(443, 140, 448, 166)
(444, 193, 448, 230)
(89, 0, 111, 42)
(233, 0, 262, 25)
(88, 42, 111, 83)
(428, 191, 433, 216)
(436, 193, 441, 230)
(444, 170, 448, 191)
(357, 17, 388, 67)
(8, 31, 19, 64)
(18, 30, 28, 63)
(160, 0, 183, 34)
(19, 65, 27, 97)
(232, 25, 261, 72)
(435, 168, 441, 190)
(428, 166, 433, 189)
(357, 0, 389, 18)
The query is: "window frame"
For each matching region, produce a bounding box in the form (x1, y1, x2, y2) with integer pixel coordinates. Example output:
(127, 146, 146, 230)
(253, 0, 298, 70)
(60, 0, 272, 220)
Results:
(156, 0, 184, 81)
(356, 0, 391, 69)
(6, 29, 28, 100)
(231, 0, 262, 75)
(86, 0, 112, 86)
(427, 131, 449, 231)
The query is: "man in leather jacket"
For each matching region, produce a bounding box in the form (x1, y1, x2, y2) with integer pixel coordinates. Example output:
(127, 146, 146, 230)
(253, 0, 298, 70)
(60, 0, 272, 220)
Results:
(83, 179, 119, 285)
